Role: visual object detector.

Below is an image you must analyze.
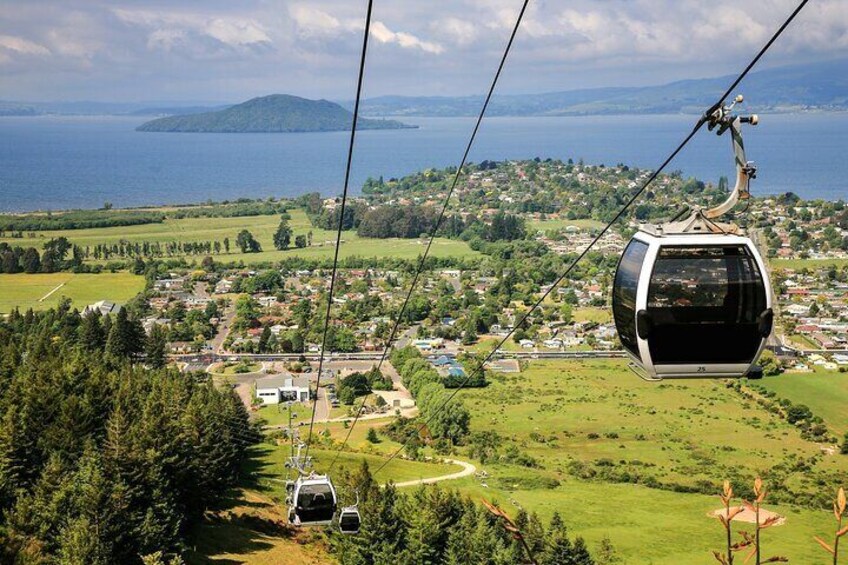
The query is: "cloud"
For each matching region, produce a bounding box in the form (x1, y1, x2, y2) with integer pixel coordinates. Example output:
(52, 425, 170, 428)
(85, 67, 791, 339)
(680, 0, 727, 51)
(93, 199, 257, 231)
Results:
(370, 21, 443, 54)
(289, 4, 348, 37)
(0, 34, 50, 56)
(432, 17, 477, 46)
(113, 8, 271, 52)
(0, 0, 845, 100)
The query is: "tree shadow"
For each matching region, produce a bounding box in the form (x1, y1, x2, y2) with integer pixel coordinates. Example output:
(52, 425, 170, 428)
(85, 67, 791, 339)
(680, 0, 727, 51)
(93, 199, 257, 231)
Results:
(186, 445, 299, 564)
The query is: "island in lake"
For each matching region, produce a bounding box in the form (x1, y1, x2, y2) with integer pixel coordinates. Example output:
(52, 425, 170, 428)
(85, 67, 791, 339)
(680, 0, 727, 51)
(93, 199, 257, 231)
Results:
(136, 94, 414, 133)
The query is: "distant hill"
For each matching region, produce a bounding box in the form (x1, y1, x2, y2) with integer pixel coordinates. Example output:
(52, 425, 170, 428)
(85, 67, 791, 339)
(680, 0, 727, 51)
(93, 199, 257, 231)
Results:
(136, 94, 414, 133)
(356, 58, 848, 117)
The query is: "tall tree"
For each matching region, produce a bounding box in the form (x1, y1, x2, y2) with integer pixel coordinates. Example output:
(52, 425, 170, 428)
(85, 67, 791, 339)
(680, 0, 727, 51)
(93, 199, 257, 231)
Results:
(79, 310, 106, 352)
(105, 309, 142, 360)
(21, 248, 41, 274)
(272, 218, 293, 250)
(145, 325, 168, 369)
(235, 230, 261, 253)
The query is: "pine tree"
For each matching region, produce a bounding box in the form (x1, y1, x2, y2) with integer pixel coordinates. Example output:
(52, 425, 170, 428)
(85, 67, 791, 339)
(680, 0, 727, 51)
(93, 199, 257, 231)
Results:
(145, 325, 168, 369)
(106, 309, 132, 359)
(258, 326, 271, 353)
(106, 309, 143, 361)
(80, 310, 106, 352)
(21, 248, 40, 274)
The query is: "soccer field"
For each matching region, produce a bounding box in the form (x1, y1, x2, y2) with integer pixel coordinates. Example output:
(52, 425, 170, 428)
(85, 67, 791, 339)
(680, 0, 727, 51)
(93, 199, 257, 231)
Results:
(0, 272, 145, 313)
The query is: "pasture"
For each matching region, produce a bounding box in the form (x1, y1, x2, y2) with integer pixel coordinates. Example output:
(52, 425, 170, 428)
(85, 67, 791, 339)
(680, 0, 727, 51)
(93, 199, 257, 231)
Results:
(0, 272, 145, 313)
(760, 367, 848, 435)
(772, 257, 848, 270)
(0, 209, 479, 264)
(451, 359, 848, 564)
(252, 442, 462, 495)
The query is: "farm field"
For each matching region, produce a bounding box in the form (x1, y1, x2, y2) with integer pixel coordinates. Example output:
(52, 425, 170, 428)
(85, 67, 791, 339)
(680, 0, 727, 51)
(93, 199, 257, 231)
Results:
(451, 474, 837, 565)
(451, 359, 848, 564)
(0, 272, 145, 313)
(772, 257, 848, 270)
(0, 209, 479, 264)
(759, 368, 848, 435)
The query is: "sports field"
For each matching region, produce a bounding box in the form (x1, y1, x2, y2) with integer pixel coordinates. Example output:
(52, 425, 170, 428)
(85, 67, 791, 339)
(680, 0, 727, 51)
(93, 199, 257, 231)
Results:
(0, 209, 479, 264)
(0, 272, 145, 313)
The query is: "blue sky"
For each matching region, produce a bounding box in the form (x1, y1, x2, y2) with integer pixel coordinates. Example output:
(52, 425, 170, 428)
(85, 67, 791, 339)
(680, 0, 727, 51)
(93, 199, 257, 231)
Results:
(1, 0, 846, 102)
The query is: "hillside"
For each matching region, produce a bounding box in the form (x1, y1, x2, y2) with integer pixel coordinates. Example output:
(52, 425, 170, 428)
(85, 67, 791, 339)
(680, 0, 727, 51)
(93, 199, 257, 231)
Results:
(137, 94, 413, 133)
(358, 58, 848, 116)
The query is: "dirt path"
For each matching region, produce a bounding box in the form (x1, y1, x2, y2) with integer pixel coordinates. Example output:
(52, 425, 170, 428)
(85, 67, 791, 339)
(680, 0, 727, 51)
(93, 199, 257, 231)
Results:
(39, 282, 66, 302)
(393, 458, 477, 488)
(710, 506, 786, 526)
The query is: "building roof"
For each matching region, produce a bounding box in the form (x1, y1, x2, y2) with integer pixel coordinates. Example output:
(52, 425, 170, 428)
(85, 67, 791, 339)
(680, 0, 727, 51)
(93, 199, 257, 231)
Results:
(255, 375, 289, 389)
(83, 300, 122, 316)
(255, 374, 308, 390)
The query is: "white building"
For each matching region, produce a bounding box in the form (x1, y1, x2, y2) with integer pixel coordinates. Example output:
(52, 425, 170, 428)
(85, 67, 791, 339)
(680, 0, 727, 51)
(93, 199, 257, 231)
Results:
(255, 374, 311, 405)
(82, 300, 122, 316)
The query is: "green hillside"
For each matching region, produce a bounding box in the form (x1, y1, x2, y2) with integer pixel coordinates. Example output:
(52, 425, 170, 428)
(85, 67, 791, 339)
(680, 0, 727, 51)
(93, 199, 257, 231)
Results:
(137, 94, 413, 133)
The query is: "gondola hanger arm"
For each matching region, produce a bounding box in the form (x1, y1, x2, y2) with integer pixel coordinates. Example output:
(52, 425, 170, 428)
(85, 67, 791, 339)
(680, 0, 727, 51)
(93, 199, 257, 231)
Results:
(703, 95, 759, 220)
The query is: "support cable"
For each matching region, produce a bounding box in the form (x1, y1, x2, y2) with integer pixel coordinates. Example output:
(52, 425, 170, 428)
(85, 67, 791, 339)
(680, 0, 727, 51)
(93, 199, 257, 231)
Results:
(304, 0, 374, 460)
(329, 0, 530, 470)
(366, 0, 810, 478)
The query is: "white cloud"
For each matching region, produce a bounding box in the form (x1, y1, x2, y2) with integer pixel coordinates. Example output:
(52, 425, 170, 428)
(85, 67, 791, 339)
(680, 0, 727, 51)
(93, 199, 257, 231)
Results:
(205, 18, 270, 47)
(289, 4, 346, 37)
(0, 0, 846, 100)
(113, 8, 270, 52)
(433, 17, 477, 46)
(0, 34, 50, 56)
(370, 21, 443, 54)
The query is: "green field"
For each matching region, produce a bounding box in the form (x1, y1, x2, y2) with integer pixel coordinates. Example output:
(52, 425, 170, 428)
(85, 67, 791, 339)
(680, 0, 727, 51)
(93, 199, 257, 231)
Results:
(573, 306, 612, 324)
(0, 209, 479, 264)
(760, 368, 848, 435)
(0, 272, 145, 313)
(252, 442, 462, 495)
(450, 359, 848, 564)
(772, 257, 848, 270)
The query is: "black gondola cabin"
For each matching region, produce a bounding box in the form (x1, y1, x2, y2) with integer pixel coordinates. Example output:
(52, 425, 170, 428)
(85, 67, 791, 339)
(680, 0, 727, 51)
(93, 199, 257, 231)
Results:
(613, 230, 772, 380)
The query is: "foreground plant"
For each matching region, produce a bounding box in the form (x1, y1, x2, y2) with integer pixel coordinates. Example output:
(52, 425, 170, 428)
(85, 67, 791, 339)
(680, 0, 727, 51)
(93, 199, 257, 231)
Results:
(739, 477, 787, 564)
(482, 499, 538, 565)
(713, 480, 748, 565)
(815, 487, 847, 565)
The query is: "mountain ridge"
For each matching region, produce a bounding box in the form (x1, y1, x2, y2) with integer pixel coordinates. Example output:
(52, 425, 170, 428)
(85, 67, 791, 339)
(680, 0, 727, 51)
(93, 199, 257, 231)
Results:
(354, 58, 848, 117)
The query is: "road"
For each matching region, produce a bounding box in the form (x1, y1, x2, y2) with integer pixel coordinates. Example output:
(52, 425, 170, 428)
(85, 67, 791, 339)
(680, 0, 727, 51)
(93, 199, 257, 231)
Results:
(174, 350, 630, 363)
(393, 458, 477, 488)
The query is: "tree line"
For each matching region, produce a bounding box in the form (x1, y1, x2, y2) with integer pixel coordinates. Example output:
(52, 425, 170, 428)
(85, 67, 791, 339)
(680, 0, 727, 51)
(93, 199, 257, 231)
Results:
(0, 238, 79, 274)
(330, 462, 598, 564)
(390, 346, 471, 446)
(0, 199, 291, 233)
(0, 303, 257, 563)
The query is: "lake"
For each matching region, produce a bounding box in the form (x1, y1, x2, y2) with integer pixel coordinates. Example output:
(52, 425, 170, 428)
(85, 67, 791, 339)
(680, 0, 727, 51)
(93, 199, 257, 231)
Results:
(0, 113, 845, 212)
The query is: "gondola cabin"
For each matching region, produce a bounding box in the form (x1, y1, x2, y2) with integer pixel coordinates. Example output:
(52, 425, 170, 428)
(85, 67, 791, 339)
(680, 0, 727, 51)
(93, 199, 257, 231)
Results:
(338, 506, 361, 534)
(290, 475, 338, 526)
(613, 228, 772, 380)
